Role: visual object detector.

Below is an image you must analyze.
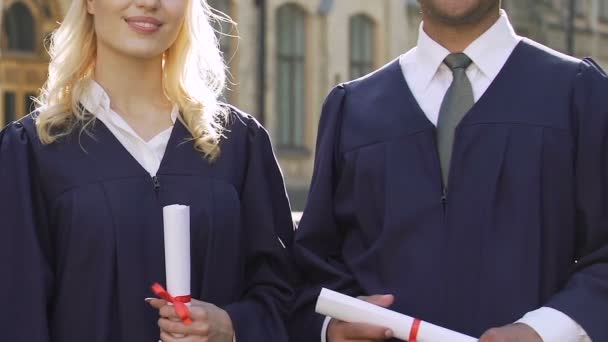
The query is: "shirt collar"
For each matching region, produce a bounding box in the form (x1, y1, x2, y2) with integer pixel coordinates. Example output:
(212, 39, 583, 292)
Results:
(463, 10, 521, 80)
(413, 9, 521, 89)
(80, 78, 111, 117)
(414, 25, 451, 91)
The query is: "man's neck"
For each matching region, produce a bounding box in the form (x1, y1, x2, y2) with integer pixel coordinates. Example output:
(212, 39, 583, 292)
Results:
(421, 9, 501, 53)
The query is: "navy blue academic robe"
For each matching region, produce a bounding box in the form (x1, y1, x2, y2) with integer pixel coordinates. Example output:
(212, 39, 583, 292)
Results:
(291, 39, 608, 341)
(0, 108, 295, 341)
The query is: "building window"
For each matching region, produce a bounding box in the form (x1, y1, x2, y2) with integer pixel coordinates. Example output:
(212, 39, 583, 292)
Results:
(349, 14, 375, 79)
(575, 0, 587, 16)
(4, 92, 16, 125)
(276, 4, 307, 149)
(3, 3, 36, 52)
(600, 0, 608, 20)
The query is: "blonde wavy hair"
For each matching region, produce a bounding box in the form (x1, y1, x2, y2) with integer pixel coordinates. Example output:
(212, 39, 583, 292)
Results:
(35, 0, 233, 160)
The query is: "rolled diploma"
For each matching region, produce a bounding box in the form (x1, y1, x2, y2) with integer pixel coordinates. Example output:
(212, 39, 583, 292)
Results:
(163, 205, 191, 336)
(315, 288, 476, 342)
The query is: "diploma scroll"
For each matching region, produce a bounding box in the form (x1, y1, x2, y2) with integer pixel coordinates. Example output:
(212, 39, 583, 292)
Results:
(162, 205, 192, 336)
(315, 288, 476, 342)
(163, 205, 191, 301)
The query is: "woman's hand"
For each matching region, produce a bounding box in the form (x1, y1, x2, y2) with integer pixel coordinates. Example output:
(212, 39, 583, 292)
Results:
(149, 298, 235, 342)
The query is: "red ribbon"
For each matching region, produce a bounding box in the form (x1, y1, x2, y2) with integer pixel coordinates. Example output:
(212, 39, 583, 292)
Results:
(151, 283, 193, 325)
(409, 318, 421, 342)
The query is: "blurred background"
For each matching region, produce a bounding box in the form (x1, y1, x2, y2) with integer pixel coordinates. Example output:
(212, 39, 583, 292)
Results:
(2, 0, 607, 211)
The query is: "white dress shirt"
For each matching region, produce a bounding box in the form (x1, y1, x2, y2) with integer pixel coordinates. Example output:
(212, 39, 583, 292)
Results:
(80, 79, 178, 177)
(322, 10, 590, 342)
(400, 10, 520, 126)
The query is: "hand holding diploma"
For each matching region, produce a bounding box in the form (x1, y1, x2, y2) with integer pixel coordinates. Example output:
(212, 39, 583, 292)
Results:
(316, 288, 477, 342)
(149, 205, 235, 342)
(478, 324, 542, 342)
(327, 294, 396, 341)
(150, 298, 235, 342)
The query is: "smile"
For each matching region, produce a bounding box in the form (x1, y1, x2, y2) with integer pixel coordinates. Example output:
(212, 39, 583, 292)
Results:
(124, 17, 163, 33)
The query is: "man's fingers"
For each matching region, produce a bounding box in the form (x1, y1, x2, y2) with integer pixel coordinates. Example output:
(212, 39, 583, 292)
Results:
(479, 324, 543, 342)
(479, 328, 505, 342)
(357, 294, 395, 308)
(327, 297, 394, 341)
(341, 321, 393, 340)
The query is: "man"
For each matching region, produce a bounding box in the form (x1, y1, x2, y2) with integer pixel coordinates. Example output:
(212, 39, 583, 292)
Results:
(291, 1, 608, 341)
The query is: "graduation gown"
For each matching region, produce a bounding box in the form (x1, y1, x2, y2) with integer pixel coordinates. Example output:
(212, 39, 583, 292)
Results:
(291, 39, 608, 341)
(0, 107, 295, 341)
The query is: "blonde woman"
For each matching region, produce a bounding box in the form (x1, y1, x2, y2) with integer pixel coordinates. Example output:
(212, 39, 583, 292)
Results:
(0, 0, 295, 340)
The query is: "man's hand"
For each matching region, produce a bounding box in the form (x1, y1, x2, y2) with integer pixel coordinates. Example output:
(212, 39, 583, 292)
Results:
(149, 298, 235, 342)
(327, 294, 395, 342)
(479, 323, 543, 342)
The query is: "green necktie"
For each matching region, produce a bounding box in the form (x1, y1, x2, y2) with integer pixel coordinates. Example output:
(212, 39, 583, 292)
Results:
(437, 53, 474, 187)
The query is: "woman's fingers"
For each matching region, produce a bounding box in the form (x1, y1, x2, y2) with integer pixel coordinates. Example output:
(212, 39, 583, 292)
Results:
(147, 298, 168, 309)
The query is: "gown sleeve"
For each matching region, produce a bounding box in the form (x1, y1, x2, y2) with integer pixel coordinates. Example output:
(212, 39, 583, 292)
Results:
(545, 58, 608, 341)
(0, 120, 53, 341)
(222, 116, 296, 342)
(289, 86, 364, 342)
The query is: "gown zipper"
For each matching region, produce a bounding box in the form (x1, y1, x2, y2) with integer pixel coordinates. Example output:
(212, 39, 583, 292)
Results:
(152, 175, 161, 194)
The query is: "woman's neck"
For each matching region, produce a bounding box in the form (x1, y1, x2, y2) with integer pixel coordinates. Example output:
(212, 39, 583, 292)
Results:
(94, 46, 171, 117)
(93, 46, 174, 141)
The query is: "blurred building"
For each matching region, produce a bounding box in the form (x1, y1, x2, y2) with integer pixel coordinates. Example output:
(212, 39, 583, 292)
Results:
(213, 0, 410, 209)
(0, 0, 61, 128)
(2, 0, 608, 210)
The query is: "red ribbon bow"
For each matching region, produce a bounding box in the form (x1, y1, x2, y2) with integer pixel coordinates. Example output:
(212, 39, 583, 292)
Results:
(151, 283, 193, 325)
(409, 318, 421, 342)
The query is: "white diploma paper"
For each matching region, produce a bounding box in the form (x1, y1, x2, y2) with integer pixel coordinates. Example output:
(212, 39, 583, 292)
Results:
(316, 288, 476, 342)
(162, 205, 191, 301)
